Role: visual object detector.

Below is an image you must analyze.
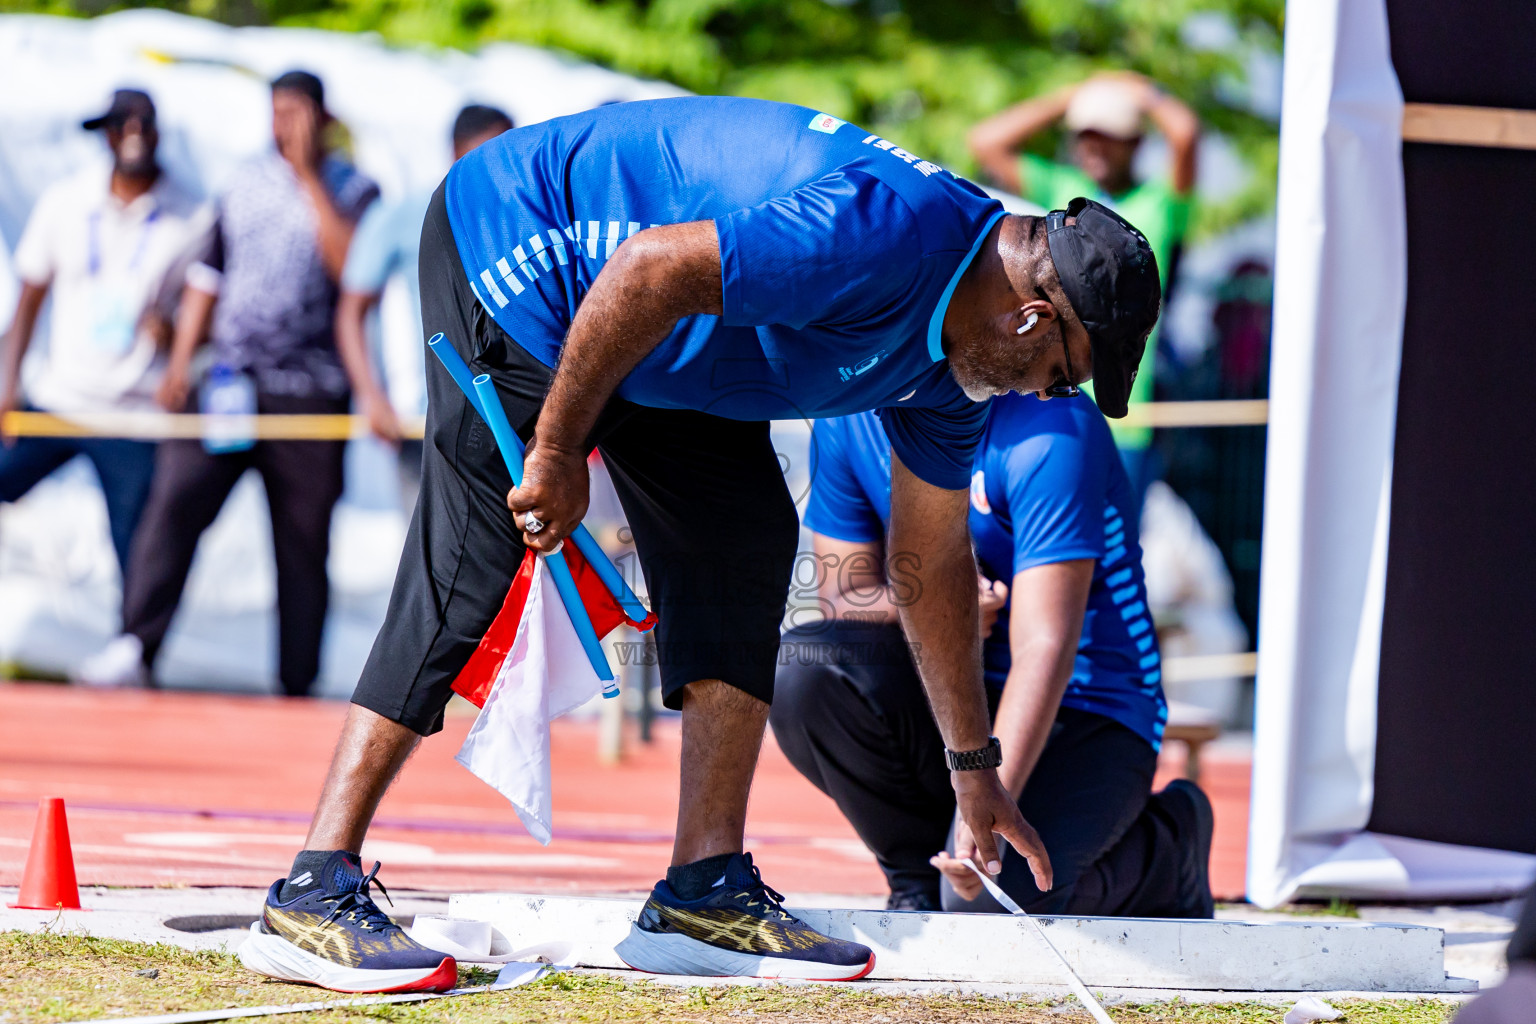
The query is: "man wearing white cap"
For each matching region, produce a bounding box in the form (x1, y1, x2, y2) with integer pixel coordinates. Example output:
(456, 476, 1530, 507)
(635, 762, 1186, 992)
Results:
(968, 72, 1200, 497)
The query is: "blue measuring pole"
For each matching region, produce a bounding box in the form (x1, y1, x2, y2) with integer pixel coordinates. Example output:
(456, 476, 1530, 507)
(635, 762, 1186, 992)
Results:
(426, 333, 487, 421)
(469, 375, 618, 698)
(569, 529, 648, 624)
(427, 334, 648, 624)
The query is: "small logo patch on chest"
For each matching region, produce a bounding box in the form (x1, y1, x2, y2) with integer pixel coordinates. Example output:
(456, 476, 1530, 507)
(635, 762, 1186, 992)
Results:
(970, 470, 991, 515)
(808, 113, 846, 135)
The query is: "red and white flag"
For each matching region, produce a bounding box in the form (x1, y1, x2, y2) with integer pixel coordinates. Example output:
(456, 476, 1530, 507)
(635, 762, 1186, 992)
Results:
(453, 544, 655, 844)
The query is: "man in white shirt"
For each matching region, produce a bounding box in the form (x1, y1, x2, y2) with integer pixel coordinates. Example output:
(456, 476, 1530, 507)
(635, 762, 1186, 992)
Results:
(0, 89, 203, 577)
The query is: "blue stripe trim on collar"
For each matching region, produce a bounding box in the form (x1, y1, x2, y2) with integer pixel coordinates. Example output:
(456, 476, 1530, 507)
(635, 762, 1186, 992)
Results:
(926, 209, 1006, 363)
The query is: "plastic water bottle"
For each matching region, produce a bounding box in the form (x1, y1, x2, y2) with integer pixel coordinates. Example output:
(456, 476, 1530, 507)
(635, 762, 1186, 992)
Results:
(201, 365, 256, 454)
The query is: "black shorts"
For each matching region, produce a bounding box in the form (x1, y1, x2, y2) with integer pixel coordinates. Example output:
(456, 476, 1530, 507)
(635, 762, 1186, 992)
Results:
(351, 185, 800, 736)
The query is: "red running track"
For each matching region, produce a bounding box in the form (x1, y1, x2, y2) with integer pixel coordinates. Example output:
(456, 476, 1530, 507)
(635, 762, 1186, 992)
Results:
(0, 683, 1249, 900)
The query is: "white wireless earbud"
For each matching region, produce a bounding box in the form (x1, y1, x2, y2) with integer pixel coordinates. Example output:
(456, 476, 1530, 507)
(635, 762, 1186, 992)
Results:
(1015, 312, 1039, 335)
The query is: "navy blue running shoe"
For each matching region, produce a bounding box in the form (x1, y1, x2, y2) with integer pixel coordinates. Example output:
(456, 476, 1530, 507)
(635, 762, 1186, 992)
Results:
(616, 852, 875, 980)
(239, 851, 457, 992)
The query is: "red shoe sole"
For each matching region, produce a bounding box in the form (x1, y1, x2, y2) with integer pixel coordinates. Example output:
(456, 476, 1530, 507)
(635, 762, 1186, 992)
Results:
(353, 957, 458, 994)
(832, 955, 876, 982)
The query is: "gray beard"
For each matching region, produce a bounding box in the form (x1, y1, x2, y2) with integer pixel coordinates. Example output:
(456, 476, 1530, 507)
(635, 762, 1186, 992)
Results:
(958, 379, 1000, 402)
(949, 324, 1053, 402)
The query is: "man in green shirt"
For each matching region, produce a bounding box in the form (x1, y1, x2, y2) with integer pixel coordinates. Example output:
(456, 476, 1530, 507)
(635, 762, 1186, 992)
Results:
(969, 72, 1199, 494)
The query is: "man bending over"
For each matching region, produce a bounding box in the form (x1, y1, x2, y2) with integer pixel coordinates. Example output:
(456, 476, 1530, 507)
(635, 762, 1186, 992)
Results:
(244, 97, 1161, 992)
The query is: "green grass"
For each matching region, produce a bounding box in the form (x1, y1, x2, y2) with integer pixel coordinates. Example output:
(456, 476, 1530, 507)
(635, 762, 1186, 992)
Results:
(0, 929, 1459, 1024)
(1113, 1000, 1456, 1023)
(1262, 899, 1364, 920)
(1321, 899, 1363, 919)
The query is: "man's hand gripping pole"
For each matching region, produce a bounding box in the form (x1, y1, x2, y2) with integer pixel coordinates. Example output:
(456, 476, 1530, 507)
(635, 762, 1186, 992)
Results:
(427, 332, 648, 696)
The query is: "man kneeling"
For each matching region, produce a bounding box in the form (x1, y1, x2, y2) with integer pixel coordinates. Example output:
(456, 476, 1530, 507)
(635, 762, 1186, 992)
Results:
(772, 394, 1214, 915)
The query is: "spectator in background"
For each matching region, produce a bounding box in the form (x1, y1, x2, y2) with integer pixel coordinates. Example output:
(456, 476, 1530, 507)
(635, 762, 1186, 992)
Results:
(0, 89, 203, 581)
(1211, 260, 1272, 399)
(75, 71, 379, 693)
(334, 103, 512, 509)
(969, 72, 1199, 499)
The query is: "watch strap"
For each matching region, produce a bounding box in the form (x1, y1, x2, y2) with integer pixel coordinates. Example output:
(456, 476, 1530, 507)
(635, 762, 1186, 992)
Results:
(945, 736, 1003, 771)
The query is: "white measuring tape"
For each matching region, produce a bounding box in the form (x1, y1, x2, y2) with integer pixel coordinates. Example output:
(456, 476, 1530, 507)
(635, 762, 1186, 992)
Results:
(53, 962, 556, 1024)
(964, 861, 1115, 1024)
(52, 989, 469, 1024)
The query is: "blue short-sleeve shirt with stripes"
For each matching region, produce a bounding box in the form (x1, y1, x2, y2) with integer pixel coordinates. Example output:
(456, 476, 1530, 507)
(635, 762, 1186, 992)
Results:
(971, 393, 1166, 749)
(805, 396, 1166, 750)
(442, 96, 1003, 490)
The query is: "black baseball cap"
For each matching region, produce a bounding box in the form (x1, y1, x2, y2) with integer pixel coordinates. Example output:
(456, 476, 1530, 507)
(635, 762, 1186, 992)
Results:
(82, 89, 156, 131)
(1044, 197, 1161, 419)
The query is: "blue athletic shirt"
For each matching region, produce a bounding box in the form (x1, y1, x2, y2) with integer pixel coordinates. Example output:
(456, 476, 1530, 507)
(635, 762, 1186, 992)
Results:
(443, 96, 1005, 490)
(803, 394, 1167, 749)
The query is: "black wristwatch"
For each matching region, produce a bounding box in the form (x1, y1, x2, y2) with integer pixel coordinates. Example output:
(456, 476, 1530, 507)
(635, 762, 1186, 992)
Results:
(945, 736, 1003, 771)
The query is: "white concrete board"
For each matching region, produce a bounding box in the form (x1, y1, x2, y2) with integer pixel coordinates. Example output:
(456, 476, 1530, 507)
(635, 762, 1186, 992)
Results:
(449, 893, 1473, 993)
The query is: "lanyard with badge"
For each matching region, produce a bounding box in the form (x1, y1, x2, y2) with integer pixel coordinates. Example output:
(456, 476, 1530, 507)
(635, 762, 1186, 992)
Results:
(86, 205, 160, 357)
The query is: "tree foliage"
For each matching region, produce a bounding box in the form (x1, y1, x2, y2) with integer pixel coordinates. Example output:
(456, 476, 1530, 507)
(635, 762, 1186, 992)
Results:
(22, 0, 1284, 236)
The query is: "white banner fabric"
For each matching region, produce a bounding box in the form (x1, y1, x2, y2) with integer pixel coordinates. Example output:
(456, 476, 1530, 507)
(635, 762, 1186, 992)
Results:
(1250, 0, 1535, 906)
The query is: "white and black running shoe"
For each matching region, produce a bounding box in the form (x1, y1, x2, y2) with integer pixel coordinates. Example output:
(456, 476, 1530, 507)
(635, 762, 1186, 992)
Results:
(240, 852, 456, 993)
(616, 852, 874, 980)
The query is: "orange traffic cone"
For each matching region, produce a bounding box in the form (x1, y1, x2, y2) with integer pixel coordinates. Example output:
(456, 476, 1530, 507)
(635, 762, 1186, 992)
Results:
(9, 797, 83, 910)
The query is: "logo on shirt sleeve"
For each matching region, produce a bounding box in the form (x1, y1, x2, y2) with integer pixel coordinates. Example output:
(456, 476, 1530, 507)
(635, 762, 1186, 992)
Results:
(970, 470, 991, 515)
(860, 134, 947, 178)
(808, 113, 846, 135)
(836, 351, 885, 381)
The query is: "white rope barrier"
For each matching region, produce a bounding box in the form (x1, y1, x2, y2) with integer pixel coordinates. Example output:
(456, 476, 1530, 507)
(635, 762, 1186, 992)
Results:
(1, 410, 427, 441)
(1116, 399, 1268, 428)
(0, 400, 1268, 441)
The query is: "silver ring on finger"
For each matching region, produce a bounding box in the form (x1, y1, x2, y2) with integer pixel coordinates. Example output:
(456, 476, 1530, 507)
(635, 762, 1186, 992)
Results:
(523, 513, 546, 535)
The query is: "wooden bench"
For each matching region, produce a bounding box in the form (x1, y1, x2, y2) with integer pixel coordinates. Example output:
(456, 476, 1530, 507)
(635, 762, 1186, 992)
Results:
(1163, 700, 1223, 782)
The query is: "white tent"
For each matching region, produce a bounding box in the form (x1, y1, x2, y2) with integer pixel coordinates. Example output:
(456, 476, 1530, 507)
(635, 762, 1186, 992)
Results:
(1248, 0, 1536, 906)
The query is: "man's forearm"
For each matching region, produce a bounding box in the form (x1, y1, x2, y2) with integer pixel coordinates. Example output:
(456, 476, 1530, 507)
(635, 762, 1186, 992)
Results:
(811, 534, 901, 625)
(535, 222, 722, 453)
(993, 645, 1072, 798)
(829, 589, 902, 624)
(293, 169, 358, 281)
(894, 534, 993, 751)
(889, 458, 1052, 887)
(2, 283, 47, 394)
(971, 85, 1075, 151)
(169, 286, 216, 369)
(334, 291, 386, 400)
(888, 458, 992, 753)
(966, 84, 1076, 190)
(994, 558, 1093, 796)
(1145, 91, 1201, 195)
